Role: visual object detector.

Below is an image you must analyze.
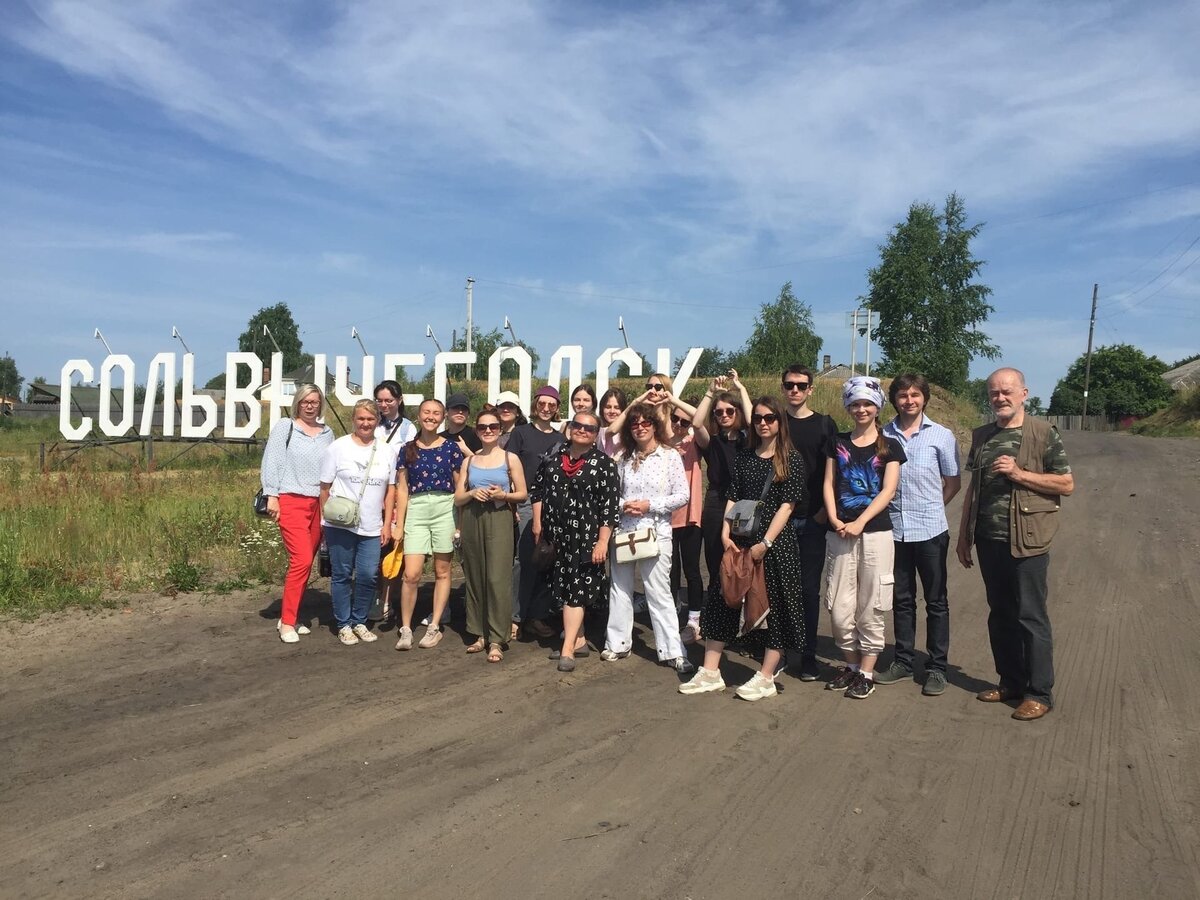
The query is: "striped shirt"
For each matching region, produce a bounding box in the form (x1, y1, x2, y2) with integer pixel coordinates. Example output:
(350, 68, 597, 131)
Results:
(883, 414, 960, 542)
(260, 418, 335, 498)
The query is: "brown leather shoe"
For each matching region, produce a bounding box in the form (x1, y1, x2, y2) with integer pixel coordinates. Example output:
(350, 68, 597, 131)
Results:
(976, 687, 1020, 703)
(1012, 699, 1051, 721)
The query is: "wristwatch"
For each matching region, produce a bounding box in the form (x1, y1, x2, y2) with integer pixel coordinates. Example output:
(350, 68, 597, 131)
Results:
(762, 537, 773, 550)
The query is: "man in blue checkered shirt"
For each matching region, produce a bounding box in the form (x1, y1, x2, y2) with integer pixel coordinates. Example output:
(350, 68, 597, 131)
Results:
(874, 374, 961, 696)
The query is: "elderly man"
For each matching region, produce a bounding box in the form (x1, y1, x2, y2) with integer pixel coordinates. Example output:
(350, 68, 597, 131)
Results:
(956, 368, 1074, 721)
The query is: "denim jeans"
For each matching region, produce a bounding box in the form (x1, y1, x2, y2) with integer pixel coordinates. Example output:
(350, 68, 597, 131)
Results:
(892, 531, 950, 671)
(324, 525, 382, 629)
(976, 540, 1054, 706)
(793, 517, 828, 664)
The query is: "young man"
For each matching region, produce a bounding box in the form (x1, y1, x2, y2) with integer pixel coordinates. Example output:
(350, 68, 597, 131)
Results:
(781, 364, 837, 681)
(874, 374, 961, 695)
(444, 392, 482, 455)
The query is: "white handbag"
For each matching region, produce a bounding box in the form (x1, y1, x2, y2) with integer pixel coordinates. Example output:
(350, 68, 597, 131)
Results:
(613, 526, 659, 563)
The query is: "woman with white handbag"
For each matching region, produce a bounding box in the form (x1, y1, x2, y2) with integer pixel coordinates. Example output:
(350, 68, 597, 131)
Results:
(604, 404, 691, 672)
(318, 400, 397, 646)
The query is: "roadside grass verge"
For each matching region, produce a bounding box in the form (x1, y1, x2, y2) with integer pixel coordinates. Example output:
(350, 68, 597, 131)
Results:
(1129, 387, 1200, 437)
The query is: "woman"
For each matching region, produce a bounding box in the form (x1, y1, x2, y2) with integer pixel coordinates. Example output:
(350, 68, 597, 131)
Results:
(494, 392, 528, 449)
(822, 376, 906, 700)
(318, 399, 396, 646)
(679, 396, 806, 701)
(390, 399, 465, 651)
(612, 373, 675, 432)
(664, 403, 705, 643)
(690, 371, 754, 596)
(605, 404, 691, 671)
(570, 383, 597, 417)
(596, 387, 627, 457)
(454, 408, 528, 662)
(374, 380, 416, 447)
(532, 411, 620, 672)
(260, 384, 334, 643)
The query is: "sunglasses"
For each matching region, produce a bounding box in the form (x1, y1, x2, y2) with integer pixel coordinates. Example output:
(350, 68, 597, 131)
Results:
(645, 382, 666, 391)
(629, 419, 654, 430)
(751, 413, 780, 425)
(535, 400, 559, 409)
(569, 421, 600, 433)
(713, 407, 737, 418)
(670, 414, 690, 426)
(476, 422, 501, 433)
(782, 380, 811, 392)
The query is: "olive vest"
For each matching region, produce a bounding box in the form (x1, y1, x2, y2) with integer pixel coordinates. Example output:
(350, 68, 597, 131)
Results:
(965, 417, 1062, 558)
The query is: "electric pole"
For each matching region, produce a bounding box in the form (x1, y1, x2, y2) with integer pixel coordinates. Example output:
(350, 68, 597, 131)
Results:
(1081, 283, 1098, 424)
(465, 277, 475, 381)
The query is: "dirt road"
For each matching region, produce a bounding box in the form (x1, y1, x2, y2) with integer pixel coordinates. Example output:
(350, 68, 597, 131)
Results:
(2, 431, 1198, 899)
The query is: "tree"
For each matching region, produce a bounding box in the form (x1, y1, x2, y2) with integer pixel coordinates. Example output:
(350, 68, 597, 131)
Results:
(963, 377, 991, 415)
(448, 327, 540, 381)
(237, 303, 308, 386)
(738, 282, 821, 374)
(1025, 395, 1045, 416)
(867, 193, 998, 394)
(676, 346, 741, 376)
(1048, 344, 1174, 418)
(0, 354, 23, 400)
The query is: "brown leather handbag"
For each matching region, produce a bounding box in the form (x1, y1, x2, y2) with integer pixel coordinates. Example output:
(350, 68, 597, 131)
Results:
(720, 546, 769, 634)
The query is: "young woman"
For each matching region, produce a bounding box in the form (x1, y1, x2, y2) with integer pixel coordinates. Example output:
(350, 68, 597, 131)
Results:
(605, 404, 691, 671)
(390, 399, 465, 651)
(570, 383, 597, 417)
(690, 371, 754, 597)
(494, 392, 527, 448)
(664, 403, 705, 643)
(614, 372, 675, 430)
(596, 387, 628, 457)
(260, 384, 334, 643)
(680, 396, 806, 701)
(374, 380, 416, 447)
(822, 376, 906, 700)
(318, 399, 396, 646)
(454, 409, 528, 662)
(531, 411, 620, 672)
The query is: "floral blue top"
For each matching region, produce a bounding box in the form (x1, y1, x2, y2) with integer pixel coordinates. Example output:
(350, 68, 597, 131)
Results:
(400, 440, 465, 494)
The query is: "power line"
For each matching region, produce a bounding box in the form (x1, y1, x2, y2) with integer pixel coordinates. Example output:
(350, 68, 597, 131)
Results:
(1097, 232, 1200, 310)
(1098, 244, 1200, 319)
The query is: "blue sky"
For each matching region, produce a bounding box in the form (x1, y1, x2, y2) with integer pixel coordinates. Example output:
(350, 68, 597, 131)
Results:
(2, 0, 1198, 404)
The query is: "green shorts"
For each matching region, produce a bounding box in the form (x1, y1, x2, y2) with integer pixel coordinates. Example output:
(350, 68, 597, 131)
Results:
(403, 492, 456, 555)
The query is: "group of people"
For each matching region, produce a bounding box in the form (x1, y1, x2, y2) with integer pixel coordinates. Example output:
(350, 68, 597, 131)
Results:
(259, 364, 1072, 720)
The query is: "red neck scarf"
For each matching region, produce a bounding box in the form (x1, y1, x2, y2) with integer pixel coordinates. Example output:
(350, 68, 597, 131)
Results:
(560, 451, 587, 477)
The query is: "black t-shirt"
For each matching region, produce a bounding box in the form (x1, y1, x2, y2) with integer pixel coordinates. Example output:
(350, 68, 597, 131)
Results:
(506, 424, 565, 491)
(786, 411, 837, 518)
(701, 430, 744, 493)
(447, 425, 483, 454)
(826, 433, 907, 532)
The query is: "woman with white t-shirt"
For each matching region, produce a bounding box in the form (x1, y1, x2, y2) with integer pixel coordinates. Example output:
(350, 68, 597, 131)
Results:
(319, 399, 397, 646)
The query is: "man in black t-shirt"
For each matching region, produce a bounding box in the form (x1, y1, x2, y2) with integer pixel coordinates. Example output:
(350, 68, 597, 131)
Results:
(782, 364, 838, 681)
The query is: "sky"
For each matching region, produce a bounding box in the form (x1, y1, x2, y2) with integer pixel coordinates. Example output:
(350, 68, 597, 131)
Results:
(2, 0, 1199, 405)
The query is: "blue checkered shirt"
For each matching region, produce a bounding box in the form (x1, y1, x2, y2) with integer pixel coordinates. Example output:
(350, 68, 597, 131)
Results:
(883, 414, 960, 542)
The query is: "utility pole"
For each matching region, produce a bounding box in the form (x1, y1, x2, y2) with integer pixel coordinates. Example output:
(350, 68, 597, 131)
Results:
(465, 277, 475, 381)
(1080, 283, 1099, 425)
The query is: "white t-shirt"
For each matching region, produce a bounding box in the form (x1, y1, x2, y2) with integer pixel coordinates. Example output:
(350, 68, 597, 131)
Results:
(319, 436, 397, 536)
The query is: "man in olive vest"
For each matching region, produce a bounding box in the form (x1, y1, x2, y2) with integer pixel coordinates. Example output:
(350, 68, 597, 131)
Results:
(956, 368, 1074, 721)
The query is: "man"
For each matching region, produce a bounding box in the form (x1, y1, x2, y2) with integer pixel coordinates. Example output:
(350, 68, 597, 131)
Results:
(956, 367, 1074, 721)
(444, 392, 482, 455)
(781, 364, 837, 681)
(874, 374, 960, 696)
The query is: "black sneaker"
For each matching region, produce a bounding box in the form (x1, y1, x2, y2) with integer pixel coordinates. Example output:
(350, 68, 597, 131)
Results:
(846, 673, 876, 699)
(798, 657, 821, 682)
(825, 667, 857, 692)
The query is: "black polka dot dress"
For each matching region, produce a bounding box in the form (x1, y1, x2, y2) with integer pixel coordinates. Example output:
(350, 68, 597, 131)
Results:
(700, 449, 807, 651)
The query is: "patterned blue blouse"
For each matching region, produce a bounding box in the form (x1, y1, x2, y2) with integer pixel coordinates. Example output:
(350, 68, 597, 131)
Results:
(400, 440, 465, 494)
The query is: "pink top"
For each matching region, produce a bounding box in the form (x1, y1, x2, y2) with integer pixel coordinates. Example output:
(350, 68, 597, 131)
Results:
(669, 434, 703, 528)
(598, 427, 621, 457)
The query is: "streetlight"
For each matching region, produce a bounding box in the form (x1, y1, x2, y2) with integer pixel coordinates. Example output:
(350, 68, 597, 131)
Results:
(171, 326, 192, 355)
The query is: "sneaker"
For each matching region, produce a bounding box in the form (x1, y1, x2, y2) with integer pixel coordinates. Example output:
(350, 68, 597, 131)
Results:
(295, 623, 312, 635)
(846, 673, 876, 699)
(874, 661, 914, 685)
(352, 624, 378, 643)
(394, 626, 413, 651)
(419, 609, 451, 627)
(680, 622, 701, 645)
(735, 671, 778, 702)
(798, 657, 821, 682)
(600, 648, 631, 661)
(922, 669, 947, 696)
(678, 666, 726, 695)
(278, 623, 300, 644)
(418, 625, 444, 649)
(338, 626, 359, 646)
(277, 619, 311, 637)
(632, 592, 648, 613)
(670, 657, 695, 674)
(825, 667, 857, 692)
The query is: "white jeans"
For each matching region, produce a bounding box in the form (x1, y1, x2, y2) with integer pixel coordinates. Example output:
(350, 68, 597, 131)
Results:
(607, 542, 683, 661)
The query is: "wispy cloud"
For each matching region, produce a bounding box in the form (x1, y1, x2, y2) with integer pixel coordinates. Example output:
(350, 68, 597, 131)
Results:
(16, 230, 237, 254)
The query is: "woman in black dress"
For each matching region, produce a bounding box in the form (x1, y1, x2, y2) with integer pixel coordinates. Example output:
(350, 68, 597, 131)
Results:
(531, 411, 620, 672)
(679, 395, 807, 702)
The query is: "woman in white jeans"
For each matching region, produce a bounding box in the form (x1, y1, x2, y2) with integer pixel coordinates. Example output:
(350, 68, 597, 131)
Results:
(604, 402, 691, 672)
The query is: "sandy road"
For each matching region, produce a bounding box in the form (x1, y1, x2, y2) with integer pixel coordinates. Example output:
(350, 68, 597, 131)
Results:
(2, 431, 1198, 899)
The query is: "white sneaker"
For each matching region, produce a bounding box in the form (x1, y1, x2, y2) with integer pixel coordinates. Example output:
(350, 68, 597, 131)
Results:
(352, 624, 378, 643)
(395, 626, 413, 651)
(670, 657, 695, 674)
(338, 626, 359, 646)
(600, 648, 630, 661)
(679, 666, 725, 694)
(295, 623, 311, 635)
(278, 623, 300, 644)
(735, 671, 778, 702)
(277, 619, 311, 637)
(419, 609, 452, 627)
(418, 625, 444, 649)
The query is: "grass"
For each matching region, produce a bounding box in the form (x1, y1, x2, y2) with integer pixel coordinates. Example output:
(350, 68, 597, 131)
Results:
(1129, 387, 1200, 437)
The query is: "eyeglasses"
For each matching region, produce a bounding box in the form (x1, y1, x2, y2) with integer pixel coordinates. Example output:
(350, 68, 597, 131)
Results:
(670, 415, 690, 426)
(629, 419, 654, 431)
(782, 381, 811, 392)
(751, 413, 779, 425)
(476, 422, 501, 433)
(568, 420, 599, 433)
(713, 407, 737, 418)
(535, 400, 559, 409)
(299, 399, 321, 407)
(645, 383, 666, 392)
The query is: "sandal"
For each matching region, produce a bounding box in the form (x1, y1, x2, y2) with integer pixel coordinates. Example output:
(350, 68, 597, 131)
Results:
(466, 637, 486, 654)
(487, 643, 504, 663)
(510, 623, 520, 641)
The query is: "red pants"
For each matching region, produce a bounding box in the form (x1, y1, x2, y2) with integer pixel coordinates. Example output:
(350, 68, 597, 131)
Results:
(278, 493, 322, 626)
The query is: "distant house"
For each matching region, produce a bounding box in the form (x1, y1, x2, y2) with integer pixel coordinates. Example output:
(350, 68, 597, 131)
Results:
(818, 362, 855, 381)
(1162, 358, 1200, 391)
(258, 363, 361, 399)
(26, 382, 120, 409)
